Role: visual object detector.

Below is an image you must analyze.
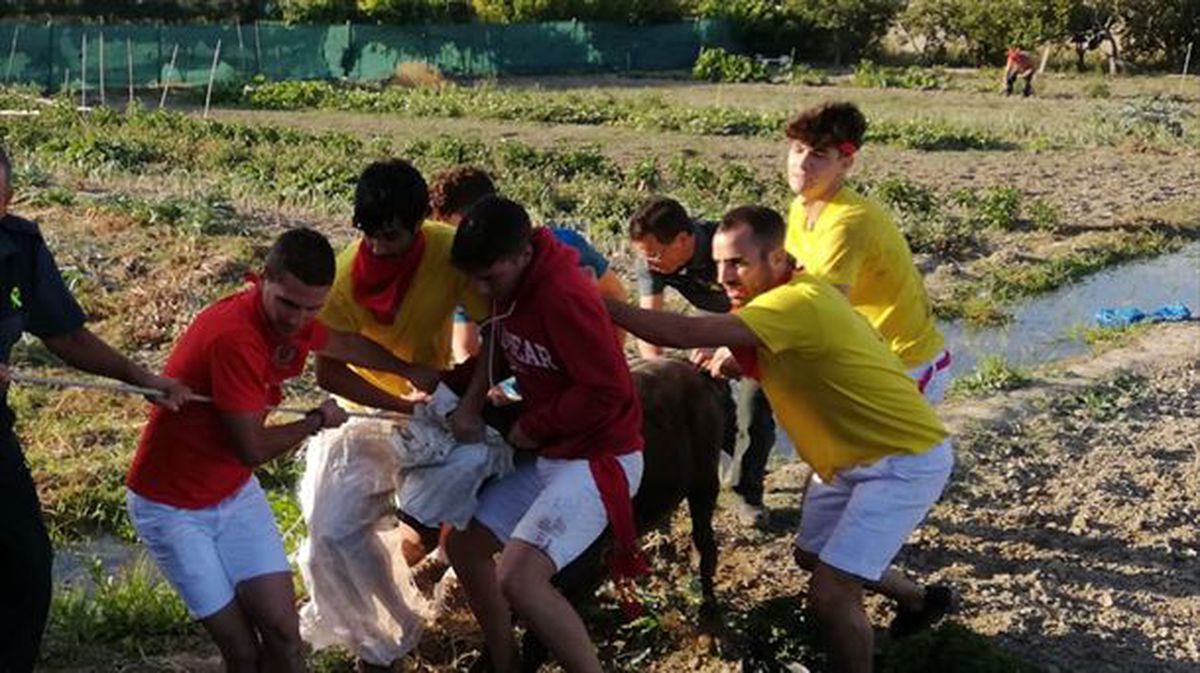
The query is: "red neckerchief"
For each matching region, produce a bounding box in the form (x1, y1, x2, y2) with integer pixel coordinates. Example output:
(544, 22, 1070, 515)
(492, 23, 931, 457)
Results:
(350, 231, 427, 325)
(731, 269, 797, 381)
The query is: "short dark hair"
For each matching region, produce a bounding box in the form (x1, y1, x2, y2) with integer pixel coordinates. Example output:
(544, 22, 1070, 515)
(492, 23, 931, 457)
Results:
(429, 166, 497, 221)
(628, 196, 691, 244)
(450, 195, 532, 273)
(353, 159, 429, 236)
(719, 205, 786, 251)
(785, 102, 868, 151)
(264, 228, 336, 287)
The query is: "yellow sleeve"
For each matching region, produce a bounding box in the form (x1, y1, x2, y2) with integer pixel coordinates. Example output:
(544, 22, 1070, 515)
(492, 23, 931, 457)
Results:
(811, 207, 871, 287)
(784, 197, 806, 262)
(736, 284, 822, 357)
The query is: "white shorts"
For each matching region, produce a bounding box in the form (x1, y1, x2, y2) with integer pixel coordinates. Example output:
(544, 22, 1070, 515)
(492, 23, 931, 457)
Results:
(126, 477, 290, 619)
(795, 440, 953, 582)
(910, 349, 952, 405)
(475, 451, 643, 571)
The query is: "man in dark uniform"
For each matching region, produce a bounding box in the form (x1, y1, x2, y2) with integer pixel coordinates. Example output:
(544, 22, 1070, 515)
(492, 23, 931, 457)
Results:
(628, 196, 776, 527)
(0, 146, 189, 672)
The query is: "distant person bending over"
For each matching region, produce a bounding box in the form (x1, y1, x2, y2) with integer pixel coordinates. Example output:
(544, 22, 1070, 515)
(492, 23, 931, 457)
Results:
(1004, 47, 1037, 97)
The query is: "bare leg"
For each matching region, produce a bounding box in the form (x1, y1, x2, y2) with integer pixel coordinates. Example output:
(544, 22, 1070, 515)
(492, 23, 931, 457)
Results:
(199, 598, 261, 673)
(446, 521, 519, 672)
(235, 571, 305, 673)
(794, 547, 925, 612)
(498, 541, 602, 673)
(809, 563, 872, 673)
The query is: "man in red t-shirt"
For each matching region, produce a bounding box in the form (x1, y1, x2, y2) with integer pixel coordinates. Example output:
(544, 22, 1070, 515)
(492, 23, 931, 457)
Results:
(126, 228, 436, 673)
(445, 196, 645, 673)
(1004, 47, 1037, 96)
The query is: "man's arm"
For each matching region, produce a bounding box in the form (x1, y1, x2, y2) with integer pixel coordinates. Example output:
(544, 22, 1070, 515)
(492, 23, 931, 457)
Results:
(220, 398, 348, 468)
(314, 356, 417, 414)
(448, 329, 494, 442)
(41, 328, 190, 410)
(605, 297, 761, 351)
(636, 294, 666, 359)
(319, 329, 439, 393)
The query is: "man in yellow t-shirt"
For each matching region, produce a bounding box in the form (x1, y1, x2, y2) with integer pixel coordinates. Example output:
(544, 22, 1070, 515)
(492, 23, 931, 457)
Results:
(784, 102, 951, 404)
(315, 159, 487, 566)
(605, 205, 954, 673)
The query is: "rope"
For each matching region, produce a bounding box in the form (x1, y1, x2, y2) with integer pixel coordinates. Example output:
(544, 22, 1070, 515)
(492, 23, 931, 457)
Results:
(8, 372, 405, 421)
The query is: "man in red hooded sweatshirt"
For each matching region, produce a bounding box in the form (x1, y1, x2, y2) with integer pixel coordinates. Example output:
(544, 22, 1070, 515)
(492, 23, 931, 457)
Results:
(444, 195, 645, 673)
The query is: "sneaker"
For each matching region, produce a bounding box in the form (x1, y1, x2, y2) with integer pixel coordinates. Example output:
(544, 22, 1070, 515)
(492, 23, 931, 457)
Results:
(889, 584, 955, 638)
(730, 495, 770, 529)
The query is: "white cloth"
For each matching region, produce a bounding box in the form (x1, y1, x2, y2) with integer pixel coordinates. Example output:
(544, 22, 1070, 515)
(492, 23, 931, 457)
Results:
(126, 477, 289, 619)
(393, 384, 515, 529)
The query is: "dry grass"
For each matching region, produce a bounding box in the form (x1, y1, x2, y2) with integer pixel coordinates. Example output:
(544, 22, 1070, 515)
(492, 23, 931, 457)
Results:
(391, 61, 448, 89)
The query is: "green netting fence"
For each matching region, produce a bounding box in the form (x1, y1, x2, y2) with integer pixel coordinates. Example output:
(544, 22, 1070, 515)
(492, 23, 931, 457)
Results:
(0, 20, 737, 92)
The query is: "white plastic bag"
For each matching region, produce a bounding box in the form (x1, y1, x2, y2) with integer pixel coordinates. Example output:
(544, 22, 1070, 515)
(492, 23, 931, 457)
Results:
(297, 417, 432, 666)
(296, 385, 515, 665)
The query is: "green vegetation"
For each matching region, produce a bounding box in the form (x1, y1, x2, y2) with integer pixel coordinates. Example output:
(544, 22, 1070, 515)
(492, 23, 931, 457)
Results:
(1094, 96, 1196, 145)
(225, 79, 1016, 150)
(853, 60, 949, 90)
(692, 48, 771, 83)
(1067, 322, 1153, 351)
(43, 559, 200, 663)
(1050, 372, 1147, 422)
(949, 356, 1032, 396)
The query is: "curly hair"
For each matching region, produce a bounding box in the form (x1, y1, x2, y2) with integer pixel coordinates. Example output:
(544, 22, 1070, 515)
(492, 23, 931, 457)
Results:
(785, 102, 868, 152)
(429, 166, 497, 221)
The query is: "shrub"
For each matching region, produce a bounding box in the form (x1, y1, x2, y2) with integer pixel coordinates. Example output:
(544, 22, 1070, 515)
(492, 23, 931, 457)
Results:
(692, 48, 770, 83)
(786, 64, 832, 86)
(853, 60, 948, 90)
(391, 61, 447, 88)
(471, 0, 686, 23)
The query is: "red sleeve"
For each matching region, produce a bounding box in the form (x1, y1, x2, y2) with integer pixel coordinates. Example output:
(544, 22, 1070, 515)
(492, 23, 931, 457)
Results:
(209, 333, 272, 413)
(518, 287, 631, 443)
